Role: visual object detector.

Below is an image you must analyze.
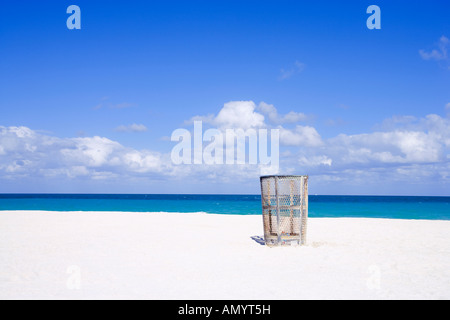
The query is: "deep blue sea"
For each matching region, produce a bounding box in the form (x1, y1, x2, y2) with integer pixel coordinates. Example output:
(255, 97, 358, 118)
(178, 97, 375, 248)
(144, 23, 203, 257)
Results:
(0, 194, 449, 220)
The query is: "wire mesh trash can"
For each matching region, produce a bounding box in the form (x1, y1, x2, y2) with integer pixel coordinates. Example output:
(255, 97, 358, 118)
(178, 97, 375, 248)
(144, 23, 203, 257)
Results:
(260, 175, 308, 246)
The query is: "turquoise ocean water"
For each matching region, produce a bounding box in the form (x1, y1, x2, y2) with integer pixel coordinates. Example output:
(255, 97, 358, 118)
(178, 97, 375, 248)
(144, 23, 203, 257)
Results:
(0, 194, 449, 220)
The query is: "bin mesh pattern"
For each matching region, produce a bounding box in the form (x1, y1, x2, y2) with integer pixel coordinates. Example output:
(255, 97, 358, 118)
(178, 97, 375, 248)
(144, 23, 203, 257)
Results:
(260, 175, 308, 246)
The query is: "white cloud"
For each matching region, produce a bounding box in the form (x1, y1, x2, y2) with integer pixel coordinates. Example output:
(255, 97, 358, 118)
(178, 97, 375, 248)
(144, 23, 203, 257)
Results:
(276, 112, 450, 194)
(298, 155, 332, 167)
(189, 101, 265, 129)
(328, 130, 442, 164)
(60, 136, 123, 167)
(419, 36, 449, 61)
(377, 115, 417, 131)
(1, 101, 450, 193)
(278, 61, 305, 80)
(279, 125, 323, 147)
(0, 126, 167, 180)
(423, 114, 450, 147)
(115, 124, 148, 132)
(190, 101, 307, 129)
(190, 101, 321, 148)
(419, 36, 450, 70)
(122, 150, 166, 173)
(188, 101, 449, 171)
(213, 101, 265, 129)
(258, 102, 307, 124)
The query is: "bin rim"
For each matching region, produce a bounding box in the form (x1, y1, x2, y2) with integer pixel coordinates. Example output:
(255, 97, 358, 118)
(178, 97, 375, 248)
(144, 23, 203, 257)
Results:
(260, 175, 308, 180)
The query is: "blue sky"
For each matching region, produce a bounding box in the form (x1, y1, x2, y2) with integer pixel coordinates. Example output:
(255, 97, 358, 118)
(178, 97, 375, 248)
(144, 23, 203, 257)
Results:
(0, 1, 449, 195)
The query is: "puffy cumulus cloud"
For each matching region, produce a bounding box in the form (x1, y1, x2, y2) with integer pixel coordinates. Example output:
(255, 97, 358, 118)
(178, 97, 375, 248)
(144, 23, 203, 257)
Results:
(258, 102, 307, 124)
(190, 101, 313, 145)
(328, 130, 442, 165)
(188, 101, 449, 170)
(189, 101, 308, 130)
(214, 101, 265, 129)
(190, 101, 265, 129)
(422, 114, 450, 147)
(0, 126, 169, 180)
(377, 113, 450, 149)
(279, 125, 323, 147)
(122, 150, 169, 173)
(1, 102, 450, 193)
(187, 101, 323, 171)
(60, 137, 123, 167)
(275, 112, 450, 193)
(323, 113, 450, 167)
(0, 124, 262, 185)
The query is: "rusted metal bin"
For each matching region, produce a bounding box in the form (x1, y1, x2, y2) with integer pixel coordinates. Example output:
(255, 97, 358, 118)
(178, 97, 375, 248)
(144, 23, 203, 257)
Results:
(260, 175, 308, 246)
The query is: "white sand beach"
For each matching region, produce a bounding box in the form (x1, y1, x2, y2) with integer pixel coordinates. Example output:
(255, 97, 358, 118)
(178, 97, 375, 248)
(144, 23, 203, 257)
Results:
(0, 211, 449, 300)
